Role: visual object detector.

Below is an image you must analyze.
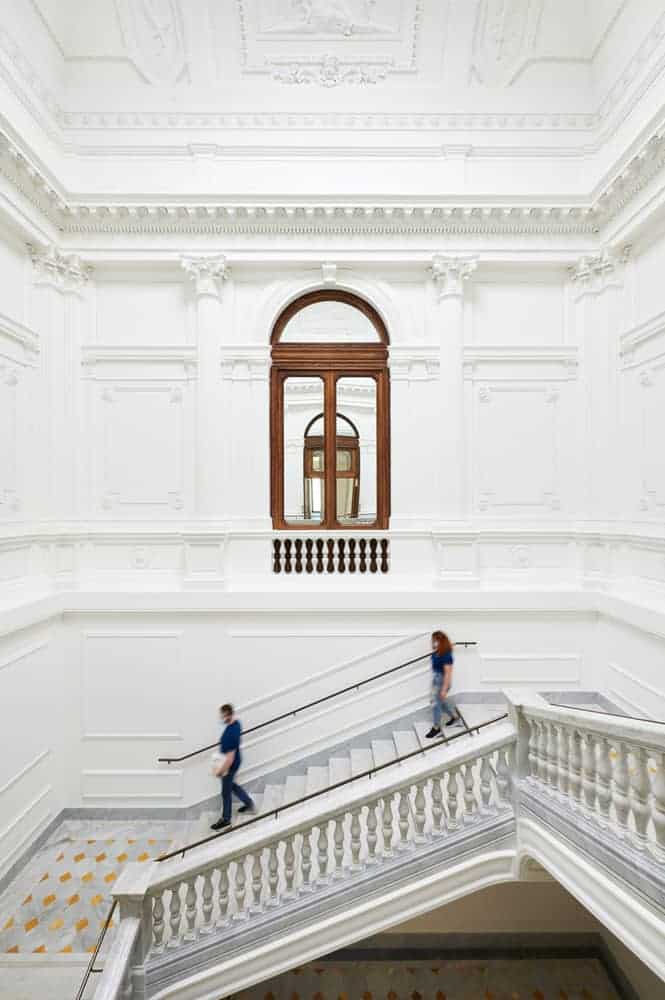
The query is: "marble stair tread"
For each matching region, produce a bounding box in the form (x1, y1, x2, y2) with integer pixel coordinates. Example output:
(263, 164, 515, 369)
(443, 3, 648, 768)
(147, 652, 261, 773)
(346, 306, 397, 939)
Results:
(371, 739, 397, 769)
(393, 729, 420, 758)
(305, 765, 329, 796)
(261, 784, 285, 814)
(457, 703, 505, 730)
(283, 774, 307, 805)
(413, 719, 448, 749)
(329, 756, 352, 786)
(236, 790, 263, 823)
(350, 747, 373, 777)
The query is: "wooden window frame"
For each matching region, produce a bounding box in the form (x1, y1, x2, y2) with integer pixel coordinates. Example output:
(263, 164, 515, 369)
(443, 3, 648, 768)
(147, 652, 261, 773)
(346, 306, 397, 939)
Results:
(270, 291, 391, 531)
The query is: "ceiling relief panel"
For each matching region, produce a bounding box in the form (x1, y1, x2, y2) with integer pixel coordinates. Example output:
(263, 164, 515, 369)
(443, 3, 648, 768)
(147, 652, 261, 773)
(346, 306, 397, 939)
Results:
(114, 0, 187, 86)
(238, 0, 421, 85)
(471, 0, 543, 87)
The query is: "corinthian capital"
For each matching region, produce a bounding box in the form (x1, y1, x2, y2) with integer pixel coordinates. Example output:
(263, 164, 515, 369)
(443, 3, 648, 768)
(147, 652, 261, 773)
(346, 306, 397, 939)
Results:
(570, 245, 631, 299)
(181, 254, 230, 298)
(431, 255, 477, 299)
(29, 244, 92, 295)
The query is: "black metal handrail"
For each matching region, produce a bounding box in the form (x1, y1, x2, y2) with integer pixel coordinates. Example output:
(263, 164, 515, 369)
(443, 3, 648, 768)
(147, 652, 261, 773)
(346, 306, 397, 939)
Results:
(74, 899, 117, 1000)
(158, 640, 477, 765)
(548, 702, 665, 726)
(156, 710, 506, 863)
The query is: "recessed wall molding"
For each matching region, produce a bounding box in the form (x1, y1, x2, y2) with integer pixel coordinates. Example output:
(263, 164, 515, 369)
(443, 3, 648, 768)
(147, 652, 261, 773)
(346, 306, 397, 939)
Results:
(220, 346, 270, 381)
(479, 653, 581, 684)
(0, 638, 48, 672)
(620, 308, 665, 368)
(463, 346, 578, 380)
(0, 310, 39, 366)
(389, 346, 440, 381)
(81, 344, 197, 379)
(607, 661, 665, 717)
(0, 748, 50, 796)
(80, 769, 183, 801)
(0, 786, 52, 853)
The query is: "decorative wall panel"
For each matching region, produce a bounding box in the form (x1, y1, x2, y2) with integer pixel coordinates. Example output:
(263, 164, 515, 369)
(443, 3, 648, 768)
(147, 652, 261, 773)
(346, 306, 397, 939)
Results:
(479, 653, 581, 685)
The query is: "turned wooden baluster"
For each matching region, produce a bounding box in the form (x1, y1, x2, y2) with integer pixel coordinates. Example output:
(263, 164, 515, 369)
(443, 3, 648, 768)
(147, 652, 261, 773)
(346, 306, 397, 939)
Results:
(414, 781, 427, 842)
(629, 746, 651, 851)
(350, 808, 362, 870)
(200, 871, 215, 934)
(480, 755, 494, 814)
(152, 894, 165, 952)
(168, 885, 182, 947)
(333, 817, 345, 878)
(366, 800, 379, 864)
(447, 768, 460, 830)
(568, 728, 583, 807)
(305, 538, 314, 573)
(317, 822, 330, 883)
(496, 747, 511, 808)
(581, 731, 597, 813)
(359, 538, 367, 572)
(283, 836, 296, 897)
(348, 538, 357, 573)
(251, 851, 263, 912)
(595, 737, 612, 826)
(369, 538, 378, 573)
(233, 859, 248, 920)
(184, 878, 197, 941)
(284, 538, 293, 573)
(316, 538, 325, 573)
(294, 539, 303, 574)
(398, 788, 411, 849)
(301, 828, 313, 891)
(217, 865, 229, 927)
(463, 762, 477, 823)
(337, 538, 346, 573)
(431, 775, 445, 834)
(326, 539, 335, 573)
(380, 538, 389, 572)
(652, 751, 665, 859)
(272, 539, 282, 573)
(382, 794, 394, 856)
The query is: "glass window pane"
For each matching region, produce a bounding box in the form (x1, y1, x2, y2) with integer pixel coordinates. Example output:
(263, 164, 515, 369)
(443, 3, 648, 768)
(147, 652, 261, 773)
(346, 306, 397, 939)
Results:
(335, 377, 376, 525)
(281, 301, 380, 343)
(283, 377, 325, 524)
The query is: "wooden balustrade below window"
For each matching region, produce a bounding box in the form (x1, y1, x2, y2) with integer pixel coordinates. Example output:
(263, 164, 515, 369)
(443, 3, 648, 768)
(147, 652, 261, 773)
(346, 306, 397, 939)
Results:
(272, 537, 389, 574)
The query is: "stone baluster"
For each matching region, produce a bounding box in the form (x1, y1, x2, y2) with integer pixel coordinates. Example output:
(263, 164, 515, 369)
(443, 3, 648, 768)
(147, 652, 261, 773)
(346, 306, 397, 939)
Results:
(216, 865, 229, 927)
(233, 859, 247, 920)
(496, 747, 511, 808)
(447, 767, 460, 830)
(557, 724, 570, 797)
(537, 721, 549, 784)
(283, 836, 296, 897)
(366, 800, 379, 863)
(301, 828, 313, 891)
(200, 871, 215, 934)
(652, 751, 665, 859)
(480, 755, 494, 814)
(317, 823, 329, 883)
(612, 741, 630, 837)
(251, 852, 263, 912)
(398, 789, 411, 849)
(527, 719, 538, 780)
(547, 723, 559, 792)
(168, 885, 182, 947)
(184, 878, 197, 941)
(568, 729, 583, 807)
(152, 894, 165, 953)
(414, 781, 427, 842)
(266, 844, 280, 905)
(463, 762, 477, 823)
(581, 731, 597, 813)
(382, 795, 394, 856)
(333, 817, 346, 879)
(629, 746, 651, 851)
(595, 737, 612, 826)
(350, 808, 363, 870)
(431, 775, 445, 834)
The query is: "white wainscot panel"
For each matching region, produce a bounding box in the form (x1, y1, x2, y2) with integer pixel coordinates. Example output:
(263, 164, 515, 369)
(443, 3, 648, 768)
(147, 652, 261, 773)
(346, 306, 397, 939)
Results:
(479, 541, 572, 573)
(471, 281, 564, 345)
(95, 279, 188, 346)
(81, 769, 183, 801)
(479, 654, 581, 685)
(0, 786, 53, 874)
(95, 382, 191, 514)
(607, 661, 665, 719)
(82, 632, 184, 740)
(82, 540, 184, 584)
(638, 363, 665, 514)
(474, 384, 561, 513)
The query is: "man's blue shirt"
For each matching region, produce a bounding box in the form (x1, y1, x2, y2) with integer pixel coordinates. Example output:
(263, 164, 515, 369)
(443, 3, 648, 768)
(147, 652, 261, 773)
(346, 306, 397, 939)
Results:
(220, 719, 242, 771)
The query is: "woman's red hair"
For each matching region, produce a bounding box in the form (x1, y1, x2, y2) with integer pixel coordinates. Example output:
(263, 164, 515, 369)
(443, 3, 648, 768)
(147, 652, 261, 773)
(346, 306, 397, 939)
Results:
(431, 631, 452, 655)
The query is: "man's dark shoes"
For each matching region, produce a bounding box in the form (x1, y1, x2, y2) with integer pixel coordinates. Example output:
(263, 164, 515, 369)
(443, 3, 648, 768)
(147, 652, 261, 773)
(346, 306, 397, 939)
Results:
(238, 802, 255, 814)
(425, 726, 441, 738)
(210, 818, 231, 831)
(445, 715, 460, 727)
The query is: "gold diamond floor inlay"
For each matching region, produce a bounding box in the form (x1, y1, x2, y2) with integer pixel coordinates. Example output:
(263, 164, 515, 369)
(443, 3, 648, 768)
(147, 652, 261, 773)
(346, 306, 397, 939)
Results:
(0, 820, 186, 955)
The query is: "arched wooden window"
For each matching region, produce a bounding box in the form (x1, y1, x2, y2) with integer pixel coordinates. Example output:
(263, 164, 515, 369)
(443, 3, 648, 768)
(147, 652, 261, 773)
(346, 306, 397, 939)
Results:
(270, 290, 390, 530)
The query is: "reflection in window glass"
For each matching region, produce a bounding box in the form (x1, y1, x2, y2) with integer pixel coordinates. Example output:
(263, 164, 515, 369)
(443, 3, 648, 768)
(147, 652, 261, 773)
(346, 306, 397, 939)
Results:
(283, 377, 325, 524)
(336, 378, 377, 525)
(280, 300, 380, 343)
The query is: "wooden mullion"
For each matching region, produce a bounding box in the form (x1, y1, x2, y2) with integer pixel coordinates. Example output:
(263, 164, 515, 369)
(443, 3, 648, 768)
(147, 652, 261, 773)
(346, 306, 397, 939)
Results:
(323, 371, 337, 529)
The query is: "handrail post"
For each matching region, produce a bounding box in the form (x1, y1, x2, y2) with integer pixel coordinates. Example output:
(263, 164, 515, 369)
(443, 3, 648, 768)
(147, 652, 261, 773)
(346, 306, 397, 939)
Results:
(109, 862, 156, 987)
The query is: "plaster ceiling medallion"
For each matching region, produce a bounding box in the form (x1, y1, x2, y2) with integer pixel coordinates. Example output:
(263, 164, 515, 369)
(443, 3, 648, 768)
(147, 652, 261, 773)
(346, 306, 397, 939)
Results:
(114, 0, 187, 86)
(239, 0, 421, 83)
(472, 0, 543, 87)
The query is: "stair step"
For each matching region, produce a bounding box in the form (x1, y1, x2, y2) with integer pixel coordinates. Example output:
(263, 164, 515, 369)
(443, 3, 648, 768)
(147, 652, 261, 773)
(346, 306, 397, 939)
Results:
(371, 739, 397, 769)
(350, 747, 373, 777)
(393, 729, 420, 758)
(329, 756, 352, 786)
(414, 719, 445, 749)
(284, 774, 307, 805)
(306, 765, 329, 797)
(261, 784, 285, 814)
